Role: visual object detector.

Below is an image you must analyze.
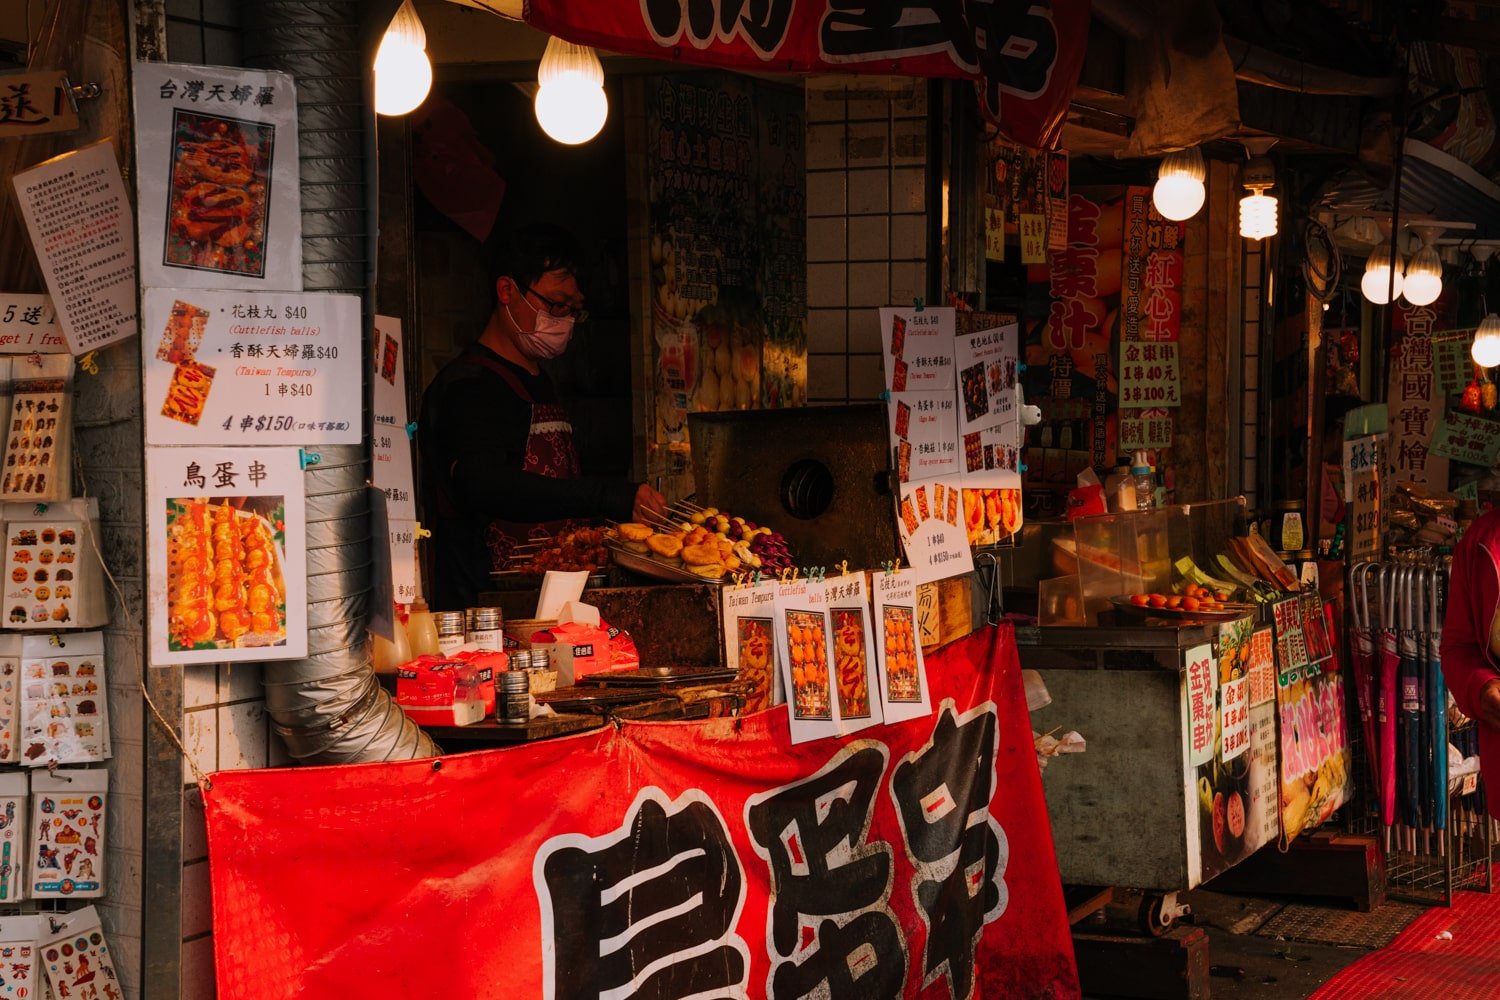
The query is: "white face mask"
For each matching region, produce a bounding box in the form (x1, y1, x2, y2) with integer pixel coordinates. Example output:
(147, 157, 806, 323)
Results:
(506, 300, 575, 360)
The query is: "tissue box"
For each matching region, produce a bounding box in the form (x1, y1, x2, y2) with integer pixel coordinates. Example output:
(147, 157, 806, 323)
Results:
(445, 649, 505, 716)
(395, 658, 485, 726)
(532, 622, 610, 686)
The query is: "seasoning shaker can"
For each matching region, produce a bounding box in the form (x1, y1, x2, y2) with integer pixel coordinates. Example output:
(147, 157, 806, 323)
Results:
(499, 670, 530, 724)
(434, 611, 466, 654)
(466, 607, 504, 651)
(508, 648, 533, 671)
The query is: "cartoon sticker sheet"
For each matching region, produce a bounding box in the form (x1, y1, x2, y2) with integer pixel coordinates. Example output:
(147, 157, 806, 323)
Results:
(41, 905, 122, 999)
(4, 522, 87, 630)
(30, 769, 106, 899)
(19, 633, 110, 767)
(0, 914, 45, 1000)
(873, 567, 934, 725)
(0, 773, 25, 904)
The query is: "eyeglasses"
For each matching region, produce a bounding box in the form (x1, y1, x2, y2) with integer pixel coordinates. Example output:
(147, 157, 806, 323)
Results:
(525, 285, 589, 324)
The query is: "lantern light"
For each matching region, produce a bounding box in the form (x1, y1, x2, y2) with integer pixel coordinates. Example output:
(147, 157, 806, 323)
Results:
(1361, 239, 1405, 304)
(1238, 153, 1278, 240)
(1153, 147, 1206, 221)
(374, 0, 431, 117)
(1474, 314, 1500, 368)
(1401, 245, 1444, 306)
(535, 36, 608, 145)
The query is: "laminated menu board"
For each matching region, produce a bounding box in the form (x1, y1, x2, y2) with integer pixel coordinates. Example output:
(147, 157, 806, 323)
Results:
(873, 567, 933, 725)
(0, 773, 26, 903)
(955, 320, 1022, 489)
(19, 632, 110, 766)
(40, 905, 121, 994)
(30, 769, 106, 899)
(0, 353, 72, 502)
(721, 578, 782, 713)
(1, 498, 111, 630)
(0, 635, 20, 763)
(133, 61, 302, 292)
(146, 446, 308, 664)
(0, 914, 45, 996)
(822, 573, 883, 734)
(772, 578, 839, 744)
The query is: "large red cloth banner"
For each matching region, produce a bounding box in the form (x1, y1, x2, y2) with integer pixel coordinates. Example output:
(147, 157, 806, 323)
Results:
(204, 624, 1079, 999)
(524, 1, 1091, 150)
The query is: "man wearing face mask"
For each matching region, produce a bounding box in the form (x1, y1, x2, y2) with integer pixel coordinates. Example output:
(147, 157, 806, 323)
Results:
(420, 224, 667, 610)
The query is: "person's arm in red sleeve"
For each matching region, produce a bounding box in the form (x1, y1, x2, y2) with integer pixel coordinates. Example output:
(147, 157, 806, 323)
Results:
(1442, 539, 1500, 722)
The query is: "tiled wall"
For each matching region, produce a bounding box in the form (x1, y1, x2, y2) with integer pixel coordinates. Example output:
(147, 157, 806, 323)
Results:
(1241, 243, 1263, 507)
(805, 80, 930, 404)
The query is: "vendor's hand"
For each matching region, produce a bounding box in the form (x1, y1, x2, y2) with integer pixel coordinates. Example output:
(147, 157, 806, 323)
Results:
(1480, 679, 1500, 731)
(633, 483, 667, 523)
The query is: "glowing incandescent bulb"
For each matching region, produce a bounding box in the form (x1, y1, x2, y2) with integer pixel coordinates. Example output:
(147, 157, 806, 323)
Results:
(1153, 147, 1205, 221)
(374, 0, 431, 117)
(535, 36, 608, 145)
(1474, 314, 1500, 368)
(1361, 240, 1405, 304)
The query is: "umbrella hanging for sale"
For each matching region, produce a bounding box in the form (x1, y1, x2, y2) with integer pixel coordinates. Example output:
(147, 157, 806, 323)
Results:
(1377, 563, 1401, 849)
(1398, 566, 1424, 855)
(1428, 564, 1448, 856)
(1350, 564, 1381, 799)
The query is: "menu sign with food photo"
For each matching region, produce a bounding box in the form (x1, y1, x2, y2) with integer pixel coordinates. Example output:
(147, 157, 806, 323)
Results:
(721, 579, 782, 713)
(146, 446, 307, 665)
(879, 306, 955, 391)
(955, 320, 1022, 490)
(771, 578, 839, 744)
(887, 390, 959, 483)
(874, 567, 932, 724)
(896, 478, 974, 585)
(133, 61, 302, 292)
(822, 572, 883, 734)
(142, 287, 361, 445)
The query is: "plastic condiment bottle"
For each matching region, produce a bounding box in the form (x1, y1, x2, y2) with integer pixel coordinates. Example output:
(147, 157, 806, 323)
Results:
(371, 614, 413, 675)
(406, 598, 441, 657)
(1103, 462, 1135, 511)
(1131, 452, 1155, 510)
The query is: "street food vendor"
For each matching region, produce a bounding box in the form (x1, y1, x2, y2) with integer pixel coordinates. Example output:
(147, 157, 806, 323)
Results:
(1442, 504, 1500, 819)
(419, 224, 666, 610)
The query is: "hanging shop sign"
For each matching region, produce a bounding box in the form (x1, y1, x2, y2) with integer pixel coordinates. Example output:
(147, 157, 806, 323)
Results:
(0, 295, 64, 353)
(1342, 434, 1384, 562)
(0, 70, 79, 139)
(146, 446, 307, 665)
(142, 288, 361, 446)
(11, 141, 137, 356)
(1119, 407, 1173, 451)
(526, 2, 1089, 148)
(1432, 330, 1475, 398)
(202, 624, 1080, 1000)
(372, 316, 418, 606)
(1429, 408, 1500, 467)
(132, 61, 302, 293)
(955, 320, 1021, 491)
(1385, 312, 1449, 492)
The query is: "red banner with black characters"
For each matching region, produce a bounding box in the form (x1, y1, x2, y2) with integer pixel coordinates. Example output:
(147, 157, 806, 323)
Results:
(203, 624, 1079, 1000)
(525, 1, 1091, 149)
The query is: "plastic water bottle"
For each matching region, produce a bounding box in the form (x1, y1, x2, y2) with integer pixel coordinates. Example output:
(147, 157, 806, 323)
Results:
(1131, 451, 1155, 511)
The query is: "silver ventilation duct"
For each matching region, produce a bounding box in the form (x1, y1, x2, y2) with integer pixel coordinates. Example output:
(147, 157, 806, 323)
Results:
(242, 0, 437, 762)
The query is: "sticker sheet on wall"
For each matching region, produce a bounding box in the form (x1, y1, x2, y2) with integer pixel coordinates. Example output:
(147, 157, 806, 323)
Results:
(29, 769, 106, 899)
(0, 914, 46, 999)
(40, 905, 122, 998)
(0, 354, 71, 503)
(0, 636, 19, 763)
(19, 633, 109, 767)
(0, 773, 25, 903)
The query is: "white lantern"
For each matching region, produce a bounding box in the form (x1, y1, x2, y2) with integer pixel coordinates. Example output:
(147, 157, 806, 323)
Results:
(374, 0, 431, 117)
(1361, 240, 1405, 304)
(1474, 314, 1500, 368)
(1238, 193, 1277, 240)
(1401, 245, 1443, 306)
(535, 36, 608, 145)
(1153, 148, 1206, 222)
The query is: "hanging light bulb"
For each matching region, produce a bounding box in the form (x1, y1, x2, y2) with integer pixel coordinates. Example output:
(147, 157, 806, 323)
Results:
(1401, 245, 1443, 306)
(1153, 147, 1205, 221)
(1474, 313, 1500, 367)
(535, 36, 608, 145)
(1237, 154, 1277, 240)
(374, 0, 431, 117)
(1361, 239, 1405, 304)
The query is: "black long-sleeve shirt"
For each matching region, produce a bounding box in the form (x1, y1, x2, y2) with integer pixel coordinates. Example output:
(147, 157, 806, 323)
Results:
(418, 342, 636, 610)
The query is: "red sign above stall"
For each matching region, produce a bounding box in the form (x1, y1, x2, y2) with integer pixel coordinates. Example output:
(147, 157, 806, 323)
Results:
(203, 625, 1079, 999)
(525, 0, 1092, 148)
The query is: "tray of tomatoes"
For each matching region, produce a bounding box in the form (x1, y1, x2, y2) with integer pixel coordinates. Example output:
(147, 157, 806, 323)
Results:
(1111, 584, 1255, 622)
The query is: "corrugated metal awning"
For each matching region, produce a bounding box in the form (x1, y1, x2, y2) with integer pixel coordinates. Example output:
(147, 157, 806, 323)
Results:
(1317, 138, 1500, 237)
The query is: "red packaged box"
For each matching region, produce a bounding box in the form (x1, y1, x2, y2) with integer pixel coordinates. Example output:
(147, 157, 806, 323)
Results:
(444, 649, 505, 716)
(395, 657, 485, 726)
(531, 621, 611, 685)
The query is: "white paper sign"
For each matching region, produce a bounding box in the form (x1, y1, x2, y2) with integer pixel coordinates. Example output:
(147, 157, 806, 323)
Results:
(1221, 675, 1250, 762)
(146, 446, 308, 665)
(888, 390, 960, 483)
(897, 479, 975, 584)
(822, 574, 883, 734)
(880, 306, 955, 390)
(874, 568, 933, 724)
(0, 294, 65, 353)
(132, 61, 302, 292)
(722, 579, 782, 712)
(29, 769, 107, 899)
(372, 316, 415, 521)
(19, 632, 110, 767)
(143, 287, 361, 445)
(388, 517, 418, 606)
(772, 579, 840, 744)
(0, 774, 27, 903)
(12, 141, 138, 355)
(1186, 643, 1217, 768)
(955, 322, 1022, 489)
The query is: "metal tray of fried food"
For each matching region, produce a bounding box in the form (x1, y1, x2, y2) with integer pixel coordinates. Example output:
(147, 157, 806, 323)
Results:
(583, 666, 737, 687)
(604, 540, 721, 585)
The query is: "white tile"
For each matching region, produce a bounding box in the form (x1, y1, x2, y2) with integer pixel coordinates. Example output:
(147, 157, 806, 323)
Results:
(182, 860, 213, 938)
(890, 213, 928, 261)
(222, 663, 260, 703)
(807, 355, 847, 401)
(183, 664, 217, 709)
(892, 117, 926, 165)
(890, 261, 926, 303)
(808, 263, 847, 308)
(848, 215, 889, 262)
(892, 167, 927, 213)
(1242, 390, 1258, 424)
(807, 217, 846, 263)
(1244, 362, 1258, 390)
(848, 355, 886, 400)
(848, 169, 889, 215)
(183, 786, 208, 861)
(892, 83, 927, 118)
(217, 701, 268, 771)
(845, 121, 888, 167)
(847, 262, 889, 309)
(805, 85, 846, 124)
(1243, 286, 1262, 318)
(806, 122, 846, 170)
(109, 792, 144, 857)
(806, 171, 846, 217)
(845, 85, 891, 121)
(182, 934, 216, 1000)
(848, 308, 884, 354)
(184, 708, 216, 784)
(807, 309, 847, 354)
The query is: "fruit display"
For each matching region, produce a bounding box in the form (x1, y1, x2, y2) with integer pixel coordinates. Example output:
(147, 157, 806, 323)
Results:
(831, 609, 871, 719)
(882, 606, 922, 702)
(612, 504, 795, 582)
(514, 526, 614, 575)
(786, 611, 831, 720)
(167, 498, 286, 651)
(1123, 585, 1237, 614)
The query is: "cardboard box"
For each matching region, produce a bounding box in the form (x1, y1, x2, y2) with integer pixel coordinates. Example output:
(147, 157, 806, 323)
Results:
(395, 658, 485, 727)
